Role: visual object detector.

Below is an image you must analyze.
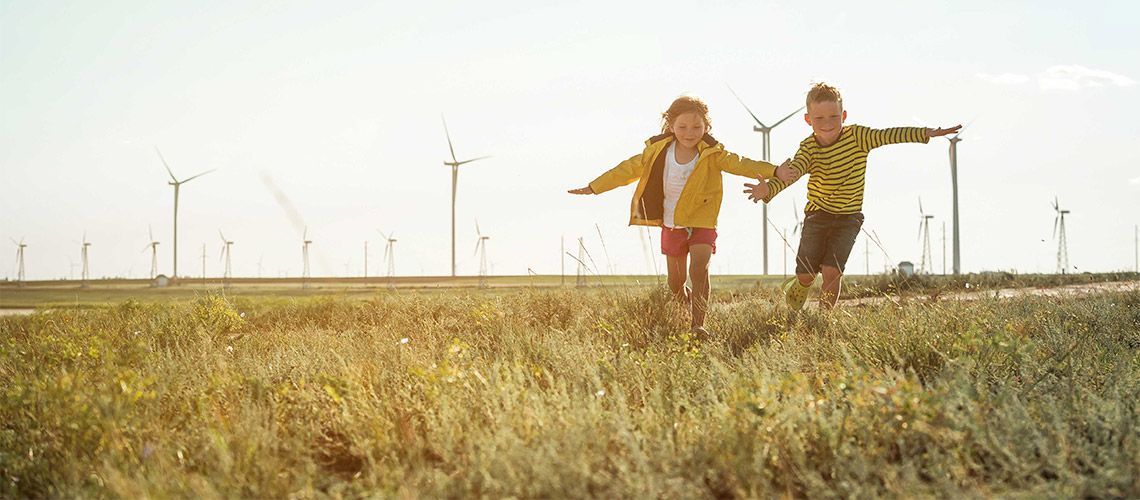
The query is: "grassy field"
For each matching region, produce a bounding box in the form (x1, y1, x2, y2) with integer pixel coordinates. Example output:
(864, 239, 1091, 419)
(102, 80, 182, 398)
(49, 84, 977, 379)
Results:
(2, 277, 1139, 497)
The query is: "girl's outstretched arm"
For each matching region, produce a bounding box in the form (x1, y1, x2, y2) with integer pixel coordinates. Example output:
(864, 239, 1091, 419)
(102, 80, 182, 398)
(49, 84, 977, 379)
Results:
(568, 186, 595, 195)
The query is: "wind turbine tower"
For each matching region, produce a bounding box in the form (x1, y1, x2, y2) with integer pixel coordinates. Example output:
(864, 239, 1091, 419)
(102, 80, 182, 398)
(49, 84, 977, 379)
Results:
(11, 238, 26, 286)
(727, 84, 804, 275)
(155, 148, 214, 282)
(143, 227, 160, 280)
(302, 228, 312, 289)
(379, 230, 397, 288)
(218, 230, 233, 285)
(917, 198, 934, 274)
(442, 116, 491, 277)
(80, 233, 91, 288)
(474, 221, 489, 288)
(1052, 197, 1070, 274)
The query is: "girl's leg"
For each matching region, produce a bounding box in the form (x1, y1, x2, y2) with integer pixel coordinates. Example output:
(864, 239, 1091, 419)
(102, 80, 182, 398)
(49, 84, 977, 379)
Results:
(666, 254, 690, 306)
(688, 244, 713, 330)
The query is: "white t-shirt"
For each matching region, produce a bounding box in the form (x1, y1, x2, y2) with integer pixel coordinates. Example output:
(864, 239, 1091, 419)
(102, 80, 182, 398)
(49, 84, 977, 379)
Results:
(662, 142, 698, 228)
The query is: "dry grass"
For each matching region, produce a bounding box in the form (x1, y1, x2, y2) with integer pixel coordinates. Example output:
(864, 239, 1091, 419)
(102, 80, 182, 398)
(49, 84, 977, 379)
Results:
(2, 284, 1138, 498)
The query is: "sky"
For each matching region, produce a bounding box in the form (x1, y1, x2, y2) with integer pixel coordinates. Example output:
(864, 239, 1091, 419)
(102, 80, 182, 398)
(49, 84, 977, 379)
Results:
(2, 0, 1138, 281)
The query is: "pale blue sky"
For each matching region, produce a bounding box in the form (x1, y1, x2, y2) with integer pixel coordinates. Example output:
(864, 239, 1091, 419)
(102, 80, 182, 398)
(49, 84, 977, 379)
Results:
(3, 0, 1138, 280)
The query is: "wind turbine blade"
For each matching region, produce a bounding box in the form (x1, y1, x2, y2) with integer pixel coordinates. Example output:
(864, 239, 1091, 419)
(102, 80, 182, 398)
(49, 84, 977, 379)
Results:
(1053, 216, 1059, 239)
(442, 115, 458, 164)
(474, 240, 481, 256)
(770, 106, 806, 128)
(724, 83, 767, 128)
(181, 169, 216, 184)
(918, 220, 923, 241)
(149, 225, 154, 242)
(456, 156, 491, 166)
(9, 238, 16, 246)
(919, 197, 924, 215)
(219, 230, 226, 242)
(475, 218, 482, 237)
(155, 147, 178, 182)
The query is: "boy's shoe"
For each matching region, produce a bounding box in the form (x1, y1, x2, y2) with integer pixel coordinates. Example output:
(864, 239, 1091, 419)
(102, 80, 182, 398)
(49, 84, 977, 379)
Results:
(782, 276, 813, 311)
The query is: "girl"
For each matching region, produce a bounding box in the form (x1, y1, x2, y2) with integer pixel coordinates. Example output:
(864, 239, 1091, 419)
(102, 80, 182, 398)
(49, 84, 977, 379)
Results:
(569, 95, 796, 334)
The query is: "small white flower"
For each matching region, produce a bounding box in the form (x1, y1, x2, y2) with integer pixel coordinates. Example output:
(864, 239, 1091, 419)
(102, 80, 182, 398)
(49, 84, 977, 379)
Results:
(226, 346, 233, 353)
(133, 331, 140, 335)
(239, 312, 245, 318)
(595, 390, 605, 397)
(399, 338, 409, 344)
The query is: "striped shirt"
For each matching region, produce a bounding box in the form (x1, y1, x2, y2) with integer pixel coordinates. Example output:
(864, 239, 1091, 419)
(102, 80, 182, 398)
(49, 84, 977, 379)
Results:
(764, 125, 928, 214)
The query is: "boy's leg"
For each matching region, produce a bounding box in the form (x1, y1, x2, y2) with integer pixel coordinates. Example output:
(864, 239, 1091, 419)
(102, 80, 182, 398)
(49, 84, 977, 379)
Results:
(687, 244, 713, 329)
(818, 212, 864, 309)
(819, 265, 842, 309)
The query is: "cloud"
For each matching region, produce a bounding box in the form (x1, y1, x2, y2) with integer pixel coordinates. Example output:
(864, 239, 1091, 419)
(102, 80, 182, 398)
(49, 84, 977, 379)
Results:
(1130, 175, 1140, 185)
(977, 65, 1135, 91)
(1039, 65, 1136, 91)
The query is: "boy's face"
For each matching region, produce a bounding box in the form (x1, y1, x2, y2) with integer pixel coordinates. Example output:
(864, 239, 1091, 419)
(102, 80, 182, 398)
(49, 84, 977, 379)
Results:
(805, 100, 846, 146)
(671, 112, 708, 150)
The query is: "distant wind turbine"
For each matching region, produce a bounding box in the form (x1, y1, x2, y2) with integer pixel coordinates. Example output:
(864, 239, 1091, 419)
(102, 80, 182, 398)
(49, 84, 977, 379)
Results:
(11, 237, 26, 286)
(474, 220, 489, 288)
(1052, 197, 1071, 274)
(378, 230, 397, 284)
(917, 198, 934, 274)
(218, 230, 233, 285)
(142, 226, 159, 280)
(80, 232, 91, 288)
(155, 147, 215, 281)
(442, 115, 491, 277)
(302, 227, 312, 289)
(727, 84, 804, 275)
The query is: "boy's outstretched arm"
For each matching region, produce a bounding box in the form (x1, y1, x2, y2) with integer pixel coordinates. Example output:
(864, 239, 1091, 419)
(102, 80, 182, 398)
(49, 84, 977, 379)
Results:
(927, 125, 962, 138)
(568, 186, 595, 195)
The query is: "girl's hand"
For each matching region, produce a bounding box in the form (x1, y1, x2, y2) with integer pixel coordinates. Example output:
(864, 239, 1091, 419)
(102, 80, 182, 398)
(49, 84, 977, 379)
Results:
(568, 186, 594, 195)
(775, 158, 799, 183)
(743, 177, 770, 203)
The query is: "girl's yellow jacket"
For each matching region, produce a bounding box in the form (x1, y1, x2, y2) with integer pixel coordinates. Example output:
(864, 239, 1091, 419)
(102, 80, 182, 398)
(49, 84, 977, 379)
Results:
(588, 133, 778, 229)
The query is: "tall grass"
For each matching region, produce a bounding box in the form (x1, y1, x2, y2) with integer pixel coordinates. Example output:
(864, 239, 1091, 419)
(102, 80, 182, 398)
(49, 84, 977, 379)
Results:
(2, 286, 1138, 498)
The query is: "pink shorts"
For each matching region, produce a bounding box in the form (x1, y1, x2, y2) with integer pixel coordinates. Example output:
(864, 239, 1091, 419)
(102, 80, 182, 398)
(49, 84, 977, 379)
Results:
(660, 227, 717, 257)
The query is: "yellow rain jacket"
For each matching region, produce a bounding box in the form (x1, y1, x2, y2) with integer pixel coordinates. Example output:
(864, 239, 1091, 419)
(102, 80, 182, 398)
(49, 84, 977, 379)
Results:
(588, 133, 778, 229)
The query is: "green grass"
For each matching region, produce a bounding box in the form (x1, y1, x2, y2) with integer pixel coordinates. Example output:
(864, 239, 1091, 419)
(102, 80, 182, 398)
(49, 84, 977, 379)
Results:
(2, 284, 1138, 498)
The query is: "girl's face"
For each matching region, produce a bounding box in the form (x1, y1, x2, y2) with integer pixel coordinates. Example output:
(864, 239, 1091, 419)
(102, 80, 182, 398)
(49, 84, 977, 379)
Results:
(670, 112, 708, 150)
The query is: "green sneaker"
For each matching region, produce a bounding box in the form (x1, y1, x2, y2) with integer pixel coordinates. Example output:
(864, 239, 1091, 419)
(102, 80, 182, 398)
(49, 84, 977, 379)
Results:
(782, 276, 813, 311)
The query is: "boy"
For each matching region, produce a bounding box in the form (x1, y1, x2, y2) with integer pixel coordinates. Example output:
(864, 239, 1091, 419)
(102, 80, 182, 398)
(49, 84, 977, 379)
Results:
(744, 81, 960, 310)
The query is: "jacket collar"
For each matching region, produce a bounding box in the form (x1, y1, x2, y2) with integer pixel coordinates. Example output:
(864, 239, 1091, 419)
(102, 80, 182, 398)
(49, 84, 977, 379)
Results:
(645, 132, 722, 153)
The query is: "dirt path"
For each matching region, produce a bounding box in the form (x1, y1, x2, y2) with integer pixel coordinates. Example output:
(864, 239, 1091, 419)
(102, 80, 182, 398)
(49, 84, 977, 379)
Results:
(843, 279, 1140, 307)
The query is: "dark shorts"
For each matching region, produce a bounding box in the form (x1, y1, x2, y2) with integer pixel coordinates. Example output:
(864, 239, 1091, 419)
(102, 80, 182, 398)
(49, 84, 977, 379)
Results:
(795, 211, 864, 275)
(661, 227, 717, 257)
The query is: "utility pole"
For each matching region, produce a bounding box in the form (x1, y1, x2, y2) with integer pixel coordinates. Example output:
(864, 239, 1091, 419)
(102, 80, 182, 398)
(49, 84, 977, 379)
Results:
(941, 222, 946, 275)
(364, 241, 368, 283)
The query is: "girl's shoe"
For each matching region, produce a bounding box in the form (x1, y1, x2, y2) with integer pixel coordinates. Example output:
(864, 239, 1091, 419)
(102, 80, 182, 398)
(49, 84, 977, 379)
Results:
(782, 276, 813, 311)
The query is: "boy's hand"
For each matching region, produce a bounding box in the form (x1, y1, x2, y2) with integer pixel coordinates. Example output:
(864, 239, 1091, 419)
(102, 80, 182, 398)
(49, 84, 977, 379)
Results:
(568, 186, 594, 195)
(743, 177, 770, 203)
(775, 158, 799, 183)
(927, 125, 963, 138)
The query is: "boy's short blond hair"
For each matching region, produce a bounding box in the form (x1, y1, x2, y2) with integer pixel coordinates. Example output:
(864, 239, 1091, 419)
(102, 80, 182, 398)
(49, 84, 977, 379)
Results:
(806, 81, 843, 111)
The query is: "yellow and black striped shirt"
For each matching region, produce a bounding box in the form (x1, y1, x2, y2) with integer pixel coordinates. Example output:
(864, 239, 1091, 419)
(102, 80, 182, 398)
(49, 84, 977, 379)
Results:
(764, 125, 928, 214)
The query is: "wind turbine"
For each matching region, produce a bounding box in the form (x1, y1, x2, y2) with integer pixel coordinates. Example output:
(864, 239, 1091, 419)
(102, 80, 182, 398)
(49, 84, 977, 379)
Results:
(727, 84, 805, 275)
(474, 220, 489, 288)
(302, 227, 312, 289)
(1052, 197, 1070, 274)
(916, 117, 974, 275)
(142, 227, 160, 279)
(378, 230, 397, 287)
(80, 232, 91, 288)
(917, 198, 934, 274)
(156, 147, 215, 281)
(218, 230, 233, 284)
(11, 238, 26, 286)
(442, 115, 491, 277)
